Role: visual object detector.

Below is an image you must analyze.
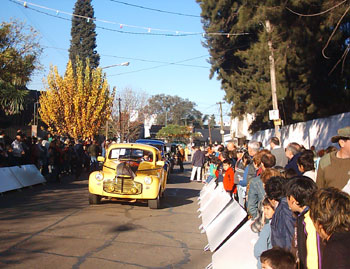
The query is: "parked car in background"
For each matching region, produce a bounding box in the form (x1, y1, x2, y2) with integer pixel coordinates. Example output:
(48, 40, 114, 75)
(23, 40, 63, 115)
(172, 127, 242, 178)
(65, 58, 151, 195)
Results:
(88, 143, 167, 209)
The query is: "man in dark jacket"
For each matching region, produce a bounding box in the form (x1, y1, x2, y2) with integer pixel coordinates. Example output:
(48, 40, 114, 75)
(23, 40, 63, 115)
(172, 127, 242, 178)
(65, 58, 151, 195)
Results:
(190, 146, 205, 182)
(285, 142, 302, 176)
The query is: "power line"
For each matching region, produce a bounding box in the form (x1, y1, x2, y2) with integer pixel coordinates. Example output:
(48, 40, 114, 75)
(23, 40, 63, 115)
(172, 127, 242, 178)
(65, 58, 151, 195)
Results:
(108, 55, 209, 76)
(9, 0, 250, 37)
(41, 45, 209, 69)
(16, 5, 68, 60)
(109, 0, 200, 18)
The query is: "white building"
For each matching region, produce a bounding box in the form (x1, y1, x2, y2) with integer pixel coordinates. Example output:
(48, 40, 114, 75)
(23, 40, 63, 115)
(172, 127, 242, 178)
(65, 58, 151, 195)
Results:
(230, 114, 255, 141)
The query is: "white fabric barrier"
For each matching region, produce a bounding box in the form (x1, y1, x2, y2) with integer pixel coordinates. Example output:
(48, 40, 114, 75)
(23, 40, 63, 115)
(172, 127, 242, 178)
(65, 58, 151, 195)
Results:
(199, 187, 232, 231)
(0, 167, 23, 193)
(0, 165, 46, 193)
(198, 184, 226, 213)
(199, 179, 216, 199)
(204, 199, 247, 252)
(9, 164, 46, 187)
(211, 220, 259, 269)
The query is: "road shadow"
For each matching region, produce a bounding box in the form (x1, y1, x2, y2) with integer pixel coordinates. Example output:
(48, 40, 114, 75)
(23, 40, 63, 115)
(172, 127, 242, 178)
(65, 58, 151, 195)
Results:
(0, 172, 89, 222)
(160, 188, 200, 209)
(109, 223, 141, 233)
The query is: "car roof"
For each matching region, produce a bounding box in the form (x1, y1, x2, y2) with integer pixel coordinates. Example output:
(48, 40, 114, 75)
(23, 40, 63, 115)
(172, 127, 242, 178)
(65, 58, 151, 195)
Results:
(108, 143, 159, 153)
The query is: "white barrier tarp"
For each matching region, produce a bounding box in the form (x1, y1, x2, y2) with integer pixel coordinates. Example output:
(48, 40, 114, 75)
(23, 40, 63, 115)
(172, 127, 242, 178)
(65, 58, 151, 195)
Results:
(212, 220, 259, 269)
(0, 167, 23, 193)
(199, 179, 216, 198)
(198, 184, 225, 213)
(200, 188, 232, 230)
(9, 165, 46, 187)
(205, 199, 247, 252)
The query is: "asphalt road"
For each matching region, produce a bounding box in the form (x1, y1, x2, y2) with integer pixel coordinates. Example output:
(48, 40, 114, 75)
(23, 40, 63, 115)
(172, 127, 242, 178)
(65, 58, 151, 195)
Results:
(0, 163, 211, 269)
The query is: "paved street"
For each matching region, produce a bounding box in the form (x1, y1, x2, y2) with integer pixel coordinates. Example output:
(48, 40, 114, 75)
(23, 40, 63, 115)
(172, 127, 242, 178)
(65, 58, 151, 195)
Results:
(0, 164, 211, 269)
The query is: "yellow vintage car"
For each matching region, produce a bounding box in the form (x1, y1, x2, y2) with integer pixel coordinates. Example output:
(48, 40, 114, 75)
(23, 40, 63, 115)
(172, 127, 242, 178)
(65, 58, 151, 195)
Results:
(88, 143, 167, 209)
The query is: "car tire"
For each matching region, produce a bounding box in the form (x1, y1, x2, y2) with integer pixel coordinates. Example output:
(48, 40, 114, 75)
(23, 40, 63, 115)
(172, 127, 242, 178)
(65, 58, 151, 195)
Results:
(148, 194, 160, 209)
(89, 193, 101, 205)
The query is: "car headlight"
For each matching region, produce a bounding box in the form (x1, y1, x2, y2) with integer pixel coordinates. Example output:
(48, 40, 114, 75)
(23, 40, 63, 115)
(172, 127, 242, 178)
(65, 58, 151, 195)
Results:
(144, 176, 152, 185)
(95, 172, 104, 181)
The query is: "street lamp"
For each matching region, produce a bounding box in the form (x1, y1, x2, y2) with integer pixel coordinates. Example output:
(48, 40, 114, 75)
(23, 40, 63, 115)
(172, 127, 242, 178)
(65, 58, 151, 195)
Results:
(101, 62, 130, 69)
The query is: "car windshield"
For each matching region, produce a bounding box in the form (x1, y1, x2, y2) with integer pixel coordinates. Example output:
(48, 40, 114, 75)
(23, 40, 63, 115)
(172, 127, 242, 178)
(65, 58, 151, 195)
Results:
(109, 148, 153, 161)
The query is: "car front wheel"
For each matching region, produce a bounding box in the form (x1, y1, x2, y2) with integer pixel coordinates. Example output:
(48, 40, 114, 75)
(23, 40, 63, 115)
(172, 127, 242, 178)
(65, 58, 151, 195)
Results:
(148, 194, 160, 209)
(89, 193, 101, 204)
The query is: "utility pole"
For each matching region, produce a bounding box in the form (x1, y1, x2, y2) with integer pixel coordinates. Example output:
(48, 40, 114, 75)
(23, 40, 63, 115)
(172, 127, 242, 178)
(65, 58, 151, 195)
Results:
(118, 97, 122, 142)
(208, 118, 212, 145)
(266, 20, 281, 140)
(165, 109, 168, 127)
(217, 102, 225, 145)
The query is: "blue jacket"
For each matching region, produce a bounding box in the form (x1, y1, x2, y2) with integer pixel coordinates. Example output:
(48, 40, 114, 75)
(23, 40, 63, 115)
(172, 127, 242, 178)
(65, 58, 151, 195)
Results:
(247, 176, 265, 218)
(254, 222, 272, 269)
(271, 197, 296, 250)
(285, 152, 302, 176)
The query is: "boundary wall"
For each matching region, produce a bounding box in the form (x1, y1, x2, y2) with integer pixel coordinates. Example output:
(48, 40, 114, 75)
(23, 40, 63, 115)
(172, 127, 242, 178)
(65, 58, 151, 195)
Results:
(251, 112, 350, 150)
(0, 164, 46, 193)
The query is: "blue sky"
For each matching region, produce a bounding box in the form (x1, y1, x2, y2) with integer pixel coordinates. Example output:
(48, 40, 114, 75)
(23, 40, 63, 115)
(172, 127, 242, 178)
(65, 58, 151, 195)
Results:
(2, 0, 231, 123)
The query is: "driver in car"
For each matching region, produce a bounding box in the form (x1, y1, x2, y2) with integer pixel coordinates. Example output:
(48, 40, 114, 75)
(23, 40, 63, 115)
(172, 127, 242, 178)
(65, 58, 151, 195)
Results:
(141, 152, 152, 162)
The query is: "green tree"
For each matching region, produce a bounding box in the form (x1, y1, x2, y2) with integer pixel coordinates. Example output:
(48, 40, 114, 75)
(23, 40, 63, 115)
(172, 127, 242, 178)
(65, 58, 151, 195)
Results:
(0, 20, 42, 114)
(146, 94, 203, 126)
(156, 124, 192, 142)
(69, 0, 100, 70)
(197, 0, 350, 132)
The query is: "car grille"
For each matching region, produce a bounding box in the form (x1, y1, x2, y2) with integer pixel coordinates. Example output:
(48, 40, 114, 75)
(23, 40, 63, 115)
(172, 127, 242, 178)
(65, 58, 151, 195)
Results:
(103, 177, 142, 195)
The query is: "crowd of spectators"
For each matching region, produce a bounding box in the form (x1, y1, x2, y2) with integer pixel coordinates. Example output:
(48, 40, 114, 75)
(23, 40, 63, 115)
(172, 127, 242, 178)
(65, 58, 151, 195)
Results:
(192, 126, 350, 269)
(1, 126, 350, 268)
(0, 129, 112, 182)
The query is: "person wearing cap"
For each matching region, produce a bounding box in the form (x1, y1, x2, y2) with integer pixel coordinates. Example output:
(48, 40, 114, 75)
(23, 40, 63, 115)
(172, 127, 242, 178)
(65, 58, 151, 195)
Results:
(316, 126, 350, 192)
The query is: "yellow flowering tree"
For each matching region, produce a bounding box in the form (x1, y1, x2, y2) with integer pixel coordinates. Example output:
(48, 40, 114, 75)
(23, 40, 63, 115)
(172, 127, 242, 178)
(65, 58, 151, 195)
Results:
(39, 58, 115, 138)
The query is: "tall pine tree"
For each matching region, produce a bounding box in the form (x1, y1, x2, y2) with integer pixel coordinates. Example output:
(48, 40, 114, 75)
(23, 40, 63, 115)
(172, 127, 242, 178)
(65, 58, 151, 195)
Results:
(197, 0, 350, 132)
(69, 0, 100, 70)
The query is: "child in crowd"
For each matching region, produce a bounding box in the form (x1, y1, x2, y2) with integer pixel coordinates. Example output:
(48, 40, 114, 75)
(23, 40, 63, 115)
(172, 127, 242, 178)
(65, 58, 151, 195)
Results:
(254, 197, 275, 268)
(205, 157, 219, 184)
(260, 247, 296, 269)
(234, 148, 247, 183)
(309, 188, 350, 269)
(297, 150, 317, 181)
(222, 159, 236, 196)
(265, 176, 296, 250)
(285, 176, 319, 269)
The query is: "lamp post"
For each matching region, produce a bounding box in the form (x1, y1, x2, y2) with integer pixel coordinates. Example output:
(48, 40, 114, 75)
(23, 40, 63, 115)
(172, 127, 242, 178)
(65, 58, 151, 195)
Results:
(101, 62, 130, 69)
